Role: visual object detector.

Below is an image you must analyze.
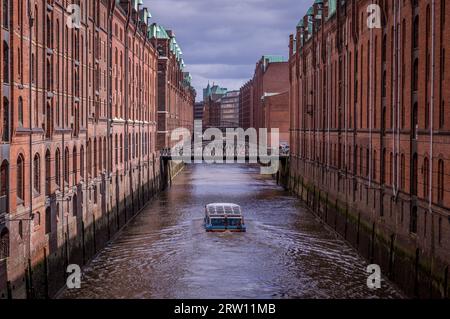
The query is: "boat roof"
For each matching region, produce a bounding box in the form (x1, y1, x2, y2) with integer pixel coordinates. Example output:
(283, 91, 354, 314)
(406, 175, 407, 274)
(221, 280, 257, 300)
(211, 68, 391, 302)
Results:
(206, 203, 242, 216)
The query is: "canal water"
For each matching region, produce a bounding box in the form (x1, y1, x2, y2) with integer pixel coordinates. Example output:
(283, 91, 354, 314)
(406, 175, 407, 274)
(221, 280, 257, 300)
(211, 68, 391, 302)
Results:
(62, 164, 403, 299)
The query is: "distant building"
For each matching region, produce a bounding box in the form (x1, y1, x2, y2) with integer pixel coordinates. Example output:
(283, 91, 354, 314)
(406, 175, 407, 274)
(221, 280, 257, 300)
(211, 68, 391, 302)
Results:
(239, 56, 289, 141)
(288, 0, 450, 297)
(262, 91, 290, 146)
(194, 102, 204, 121)
(150, 24, 196, 148)
(252, 55, 289, 135)
(219, 91, 240, 128)
(202, 83, 228, 128)
(0, 0, 164, 298)
(239, 80, 253, 130)
(203, 83, 228, 103)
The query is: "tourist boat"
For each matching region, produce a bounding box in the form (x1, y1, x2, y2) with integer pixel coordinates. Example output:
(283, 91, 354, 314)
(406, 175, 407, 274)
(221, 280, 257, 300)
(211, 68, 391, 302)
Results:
(204, 203, 246, 232)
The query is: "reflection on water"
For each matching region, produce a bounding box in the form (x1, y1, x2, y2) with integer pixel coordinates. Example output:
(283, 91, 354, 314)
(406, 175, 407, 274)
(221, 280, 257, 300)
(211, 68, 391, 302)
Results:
(62, 164, 403, 299)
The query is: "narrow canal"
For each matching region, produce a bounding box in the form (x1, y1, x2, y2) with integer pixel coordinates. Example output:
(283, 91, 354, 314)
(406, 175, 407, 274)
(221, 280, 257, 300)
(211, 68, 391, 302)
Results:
(62, 164, 402, 299)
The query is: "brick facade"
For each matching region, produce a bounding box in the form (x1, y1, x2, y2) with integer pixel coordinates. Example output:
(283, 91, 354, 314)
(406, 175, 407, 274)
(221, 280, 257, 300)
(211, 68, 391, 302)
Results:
(0, 0, 185, 298)
(289, 0, 450, 297)
(239, 80, 253, 130)
(263, 91, 290, 145)
(151, 27, 195, 149)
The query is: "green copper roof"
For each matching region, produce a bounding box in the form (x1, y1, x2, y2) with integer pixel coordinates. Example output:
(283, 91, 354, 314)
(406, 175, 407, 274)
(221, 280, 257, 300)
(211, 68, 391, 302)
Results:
(203, 83, 228, 101)
(150, 23, 169, 39)
(328, 0, 337, 19)
(262, 55, 286, 72)
(306, 6, 314, 15)
(262, 55, 287, 63)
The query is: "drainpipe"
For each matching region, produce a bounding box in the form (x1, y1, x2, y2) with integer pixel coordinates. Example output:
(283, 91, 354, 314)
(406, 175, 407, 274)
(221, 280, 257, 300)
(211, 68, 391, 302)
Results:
(107, 0, 115, 204)
(429, 0, 435, 215)
(125, 2, 131, 188)
(369, 1, 373, 188)
(396, 2, 402, 197)
(327, 38, 331, 172)
(391, 0, 398, 197)
(27, 0, 34, 297)
(345, 22, 348, 177)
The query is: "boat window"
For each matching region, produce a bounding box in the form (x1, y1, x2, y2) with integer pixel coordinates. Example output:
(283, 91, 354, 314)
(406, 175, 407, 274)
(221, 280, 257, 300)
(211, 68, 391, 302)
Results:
(211, 218, 225, 226)
(231, 206, 241, 214)
(228, 218, 242, 227)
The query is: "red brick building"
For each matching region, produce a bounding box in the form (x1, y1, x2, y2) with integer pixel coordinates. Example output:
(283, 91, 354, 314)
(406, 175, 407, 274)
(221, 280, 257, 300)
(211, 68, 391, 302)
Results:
(150, 25, 195, 149)
(252, 56, 289, 135)
(202, 83, 227, 129)
(263, 91, 290, 146)
(239, 80, 253, 130)
(289, 0, 449, 297)
(0, 0, 164, 298)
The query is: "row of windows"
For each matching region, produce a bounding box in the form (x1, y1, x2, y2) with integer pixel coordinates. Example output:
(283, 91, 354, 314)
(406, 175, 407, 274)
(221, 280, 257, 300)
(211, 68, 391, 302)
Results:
(297, 1, 447, 132)
(9, 133, 151, 203)
(297, 139, 447, 204)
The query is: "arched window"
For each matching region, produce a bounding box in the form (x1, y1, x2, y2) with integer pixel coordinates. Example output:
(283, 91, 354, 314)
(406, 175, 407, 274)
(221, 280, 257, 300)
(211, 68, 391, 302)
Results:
(93, 138, 97, 176)
(16, 155, 25, 202)
(115, 135, 118, 165)
(423, 157, 430, 199)
(46, 102, 52, 138)
(0, 227, 9, 259)
(120, 134, 123, 163)
(33, 153, 41, 193)
(0, 160, 7, 195)
(46, 15, 52, 48)
(45, 150, 51, 195)
(64, 147, 70, 184)
(412, 103, 418, 138)
(18, 97, 23, 127)
(2, 97, 9, 142)
(128, 133, 131, 160)
(389, 152, 393, 186)
(412, 153, 418, 196)
(438, 159, 444, 204)
(46, 59, 52, 91)
(18, 221, 23, 239)
(80, 146, 85, 179)
(98, 138, 102, 172)
(0, 160, 8, 214)
(73, 147, 77, 185)
(401, 154, 405, 190)
(31, 53, 35, 84)
(3, 41, 9, 84)
(2, 0, 9, 29)
(87, 139, 92, 177)
(45, 207, 51, 234)
(55, 148, 61, 187)
(366, 149, 370, 177)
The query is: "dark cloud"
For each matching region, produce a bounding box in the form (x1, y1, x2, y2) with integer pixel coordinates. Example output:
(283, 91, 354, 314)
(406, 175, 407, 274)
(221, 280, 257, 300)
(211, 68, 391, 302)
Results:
(144, 0, 311, 98)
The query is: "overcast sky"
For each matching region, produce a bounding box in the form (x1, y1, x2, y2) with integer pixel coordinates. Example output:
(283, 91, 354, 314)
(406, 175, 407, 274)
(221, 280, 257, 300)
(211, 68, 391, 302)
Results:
(144, 0, 310, 100)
